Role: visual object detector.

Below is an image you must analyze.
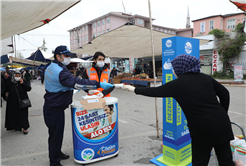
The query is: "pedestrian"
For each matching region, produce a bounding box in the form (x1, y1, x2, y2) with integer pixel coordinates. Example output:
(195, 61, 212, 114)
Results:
(43, 45, 113, 166)
(5, 66, 12, 79)
(1, 72, 6, 107)
(24, 69, 32, 86)
(82, 51, 114, 97)
(40, 69, 45, 84)
(124, 54, 235, 166)
(4, 71, 31, 134)
(110, 67, 119, 78)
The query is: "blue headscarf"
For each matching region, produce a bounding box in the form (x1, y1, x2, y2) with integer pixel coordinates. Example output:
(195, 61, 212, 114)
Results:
(171, 54, 200, 77)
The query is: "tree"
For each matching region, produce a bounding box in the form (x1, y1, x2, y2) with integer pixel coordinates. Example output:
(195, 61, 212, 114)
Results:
(209, 23, 246, 73)
(16, 51, 24, 59)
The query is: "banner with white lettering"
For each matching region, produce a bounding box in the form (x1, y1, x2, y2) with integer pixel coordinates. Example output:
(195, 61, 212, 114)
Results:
(71, 98, 119, 163)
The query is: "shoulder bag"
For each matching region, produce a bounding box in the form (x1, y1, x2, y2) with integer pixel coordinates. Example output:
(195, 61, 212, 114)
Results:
(14, 84, 31, 109)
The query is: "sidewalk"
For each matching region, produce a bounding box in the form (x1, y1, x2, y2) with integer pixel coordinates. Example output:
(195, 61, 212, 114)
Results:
(215, 79, 246, 87)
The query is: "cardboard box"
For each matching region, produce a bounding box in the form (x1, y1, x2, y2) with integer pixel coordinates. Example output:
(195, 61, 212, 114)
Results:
(80, 98, 106, 110)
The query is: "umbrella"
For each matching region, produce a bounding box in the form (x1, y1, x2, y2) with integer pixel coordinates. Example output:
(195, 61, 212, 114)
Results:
(230, 0, 246, 11)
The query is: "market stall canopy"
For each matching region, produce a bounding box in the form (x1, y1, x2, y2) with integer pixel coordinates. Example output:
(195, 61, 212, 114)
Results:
(70, 58, 93, 63)
(26, 49, 53, 62)
(1, 0, 81, 39)
(1, 55, 10, 64)
(9, 56, 45, 66)
(1, 37, 13, 55)
(230, 0, 246, 11)
(72, 24, 209, 58)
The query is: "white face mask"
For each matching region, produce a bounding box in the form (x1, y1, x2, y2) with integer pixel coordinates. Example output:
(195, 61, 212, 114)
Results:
(97, 61, 105, 68)
(15, 77, 21, 81)
(172, 69, 178, 78)
(62, 57, 71, 66)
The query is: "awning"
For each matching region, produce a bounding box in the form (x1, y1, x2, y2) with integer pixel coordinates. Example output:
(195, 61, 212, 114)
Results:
(230, 0, 246, 11)
(72, 24, 209, 58)
(9, 56, 46, 66)
(26, 49, 53, 62)
(1, 55, 10, 64)
(1, 0, 81, 39)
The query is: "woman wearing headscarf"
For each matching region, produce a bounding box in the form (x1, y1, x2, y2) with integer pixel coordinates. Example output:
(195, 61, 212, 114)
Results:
(124, 54, 234, 166)
(5, 71, 31, 134)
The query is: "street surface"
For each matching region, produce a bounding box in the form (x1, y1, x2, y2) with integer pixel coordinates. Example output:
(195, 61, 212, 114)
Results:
(1, 79, 245, 166)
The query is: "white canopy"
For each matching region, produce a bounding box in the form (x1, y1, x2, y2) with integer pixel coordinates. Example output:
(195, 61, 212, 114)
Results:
(70, 58, 93, 63)
(1, 0, 81, 39)
(72, 24, 209, 58)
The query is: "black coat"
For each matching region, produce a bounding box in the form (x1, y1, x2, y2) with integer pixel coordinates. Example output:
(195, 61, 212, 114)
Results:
(5, 79, 31, 131)
(135, 73, 234, 146)
(0, 77, 6, 108)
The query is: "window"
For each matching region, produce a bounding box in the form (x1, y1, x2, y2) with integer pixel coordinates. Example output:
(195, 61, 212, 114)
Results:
(165, 29, 167, 33)
(221, 20, 223, 29)
(71, 40, 73, 44)
(160, 29, 163, 32)
(71, 32, 73, 36)
(107, 29, 110, 32)
(102, 30, 105, 34)
(74, 31, 75, 36)
(85, 26, 88, 31)
(168, 30, 171, 34)
(94, 23, 96, 28)
(98, 21, 100, 27)
(82, 27, 84, 32)
(227, 19, 235, 29)
(107, 17, 110, 24)
(209, 20, 214, 30)
(86, 36, 88, 41)
(93, 33, 96, 38)
(172, 31, 175, 35)
(98, 32, 100, 36)
(130, 19, 135, 24)
(102, 19, 105, 25)
(74, 39, 76, 44)
(82, 37, 84, 42)
(137, 18, 143, 25)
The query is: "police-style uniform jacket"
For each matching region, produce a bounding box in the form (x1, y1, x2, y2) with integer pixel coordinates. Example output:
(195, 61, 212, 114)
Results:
(44, 60, 100, 109)
(82, 63, 114, 97)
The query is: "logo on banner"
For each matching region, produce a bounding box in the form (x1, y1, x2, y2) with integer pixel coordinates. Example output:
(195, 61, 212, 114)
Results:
(163, 59, 172, 70)
(81, 148, 94, 160)
(185, 42, 192, 54)
(97, 145, 116, 155)
(166, 40, 172, 48)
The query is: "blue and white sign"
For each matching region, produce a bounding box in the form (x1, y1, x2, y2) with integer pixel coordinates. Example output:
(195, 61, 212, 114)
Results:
(154, 36, 200, 166)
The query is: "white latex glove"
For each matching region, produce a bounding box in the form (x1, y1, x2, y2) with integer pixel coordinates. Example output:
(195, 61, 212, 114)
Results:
(96, 92, 104, 98)
(123, 85, 135, 92)
(88, 90, 100, 95)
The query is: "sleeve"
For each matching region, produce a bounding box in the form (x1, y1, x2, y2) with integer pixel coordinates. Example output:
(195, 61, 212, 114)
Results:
(134, 81, 175, 98)
(59, 68, 100, 89)
(212, 78, 230, 112)
(101, 86, 115, 96)
(21, 80, 32, 92)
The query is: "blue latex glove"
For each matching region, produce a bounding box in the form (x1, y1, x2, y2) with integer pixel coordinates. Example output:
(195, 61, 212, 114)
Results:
(100, 82, 114, 90)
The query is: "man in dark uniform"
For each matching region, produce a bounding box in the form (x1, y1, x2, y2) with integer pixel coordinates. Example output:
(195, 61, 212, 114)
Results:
(43, 46, 113, 166)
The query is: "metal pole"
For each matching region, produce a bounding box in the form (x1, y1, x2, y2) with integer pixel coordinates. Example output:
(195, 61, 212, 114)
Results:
(32, 49, 39, 82)
(14, 36, 16, 69)
(148, 0, 159, 138)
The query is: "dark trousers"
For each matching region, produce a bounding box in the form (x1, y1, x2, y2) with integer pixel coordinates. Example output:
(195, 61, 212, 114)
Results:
(192, 140, 235, 166)
(43, 105, 65, 166)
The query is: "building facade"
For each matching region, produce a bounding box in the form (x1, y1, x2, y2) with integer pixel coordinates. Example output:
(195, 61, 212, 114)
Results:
(192, 12, 245, 37)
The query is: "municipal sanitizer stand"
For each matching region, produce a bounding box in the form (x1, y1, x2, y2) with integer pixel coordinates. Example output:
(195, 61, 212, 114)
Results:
(150, 36, 200, 166)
